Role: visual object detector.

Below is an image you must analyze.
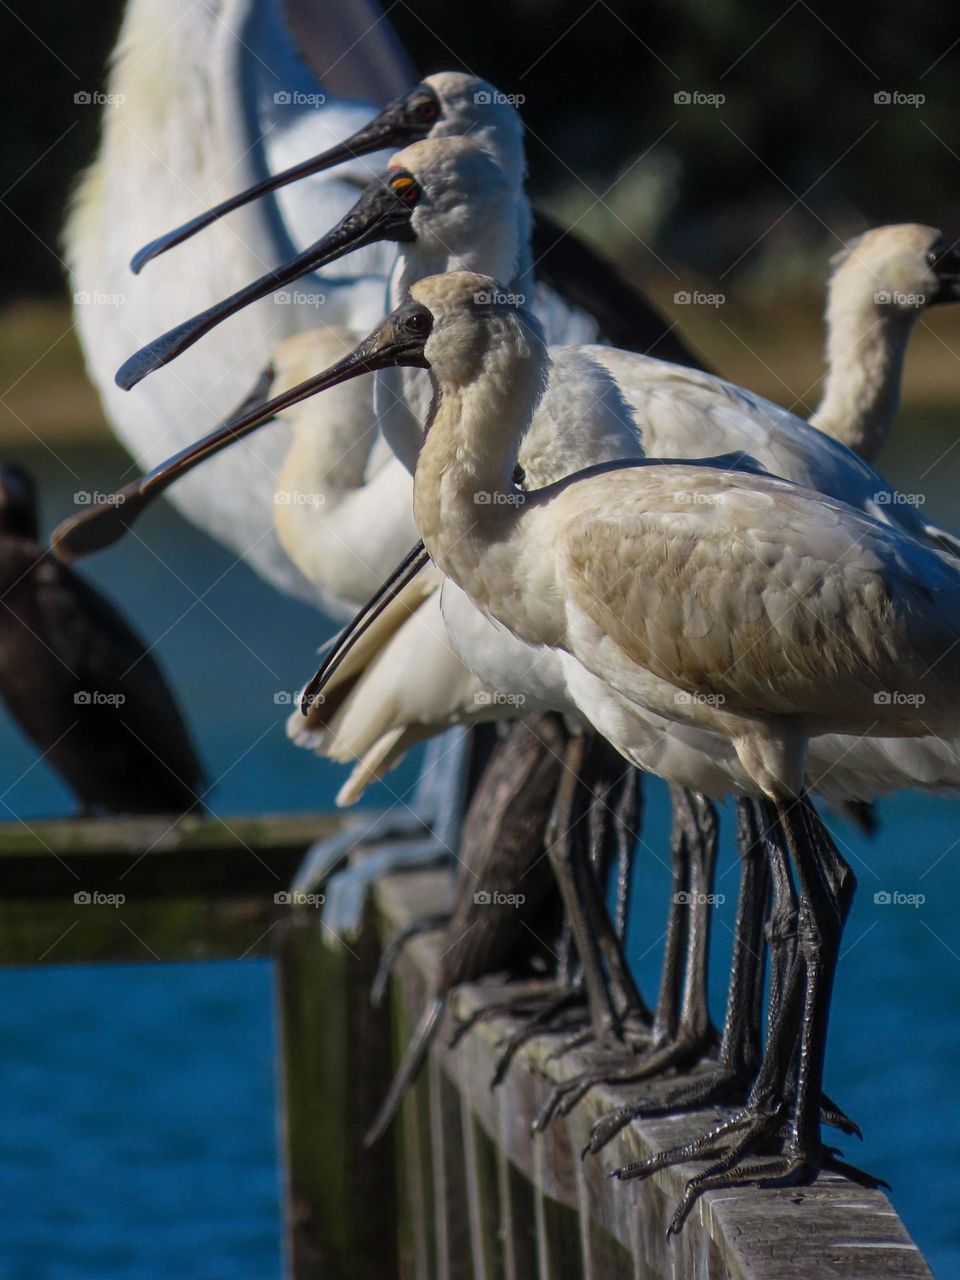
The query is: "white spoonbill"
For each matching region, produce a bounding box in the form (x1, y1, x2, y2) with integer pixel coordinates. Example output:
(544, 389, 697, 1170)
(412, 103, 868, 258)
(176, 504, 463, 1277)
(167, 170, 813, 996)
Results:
(128, 64, 701, 367)
(248, 273, 960, 1224)
(99, 132, 708, 934)
(56, 152, 960, 1051)
(111, 147, 960, 1041)
(809, 224, 960, 460)
(289, 216, 960, 799)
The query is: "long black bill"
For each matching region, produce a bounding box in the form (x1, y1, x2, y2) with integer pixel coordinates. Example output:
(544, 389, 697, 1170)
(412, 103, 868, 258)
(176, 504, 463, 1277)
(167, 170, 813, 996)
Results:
(117, 174, 419, 391)
(52, 302, 431, 563)
(301, 540, 430, 715)
(130, 85, 438, 274)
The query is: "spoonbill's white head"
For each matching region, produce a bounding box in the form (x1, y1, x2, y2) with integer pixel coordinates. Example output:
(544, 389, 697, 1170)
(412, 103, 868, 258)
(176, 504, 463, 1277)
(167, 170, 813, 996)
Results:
(129, 71, 527, 273)
(418, 72, 526, 188)
(811, 224, 960, 460)
(408, 271, 548, 402)
(386, 137, 522, 281)
(53, 275, 545, 563)
(830, 224, 960, 318)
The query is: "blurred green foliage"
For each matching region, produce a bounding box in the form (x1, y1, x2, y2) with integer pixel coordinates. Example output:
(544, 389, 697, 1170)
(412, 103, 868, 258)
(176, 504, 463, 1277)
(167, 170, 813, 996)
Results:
(1, 0, 958, 300)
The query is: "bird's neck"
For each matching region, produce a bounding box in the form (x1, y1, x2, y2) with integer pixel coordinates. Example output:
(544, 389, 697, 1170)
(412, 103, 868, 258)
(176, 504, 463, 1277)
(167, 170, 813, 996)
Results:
(277, 401, 375, 506)
(809, 279, 915, 463)
(380, 228, 532, 473)
(413, 352, 547, 624)
(274, 401, 416, 603)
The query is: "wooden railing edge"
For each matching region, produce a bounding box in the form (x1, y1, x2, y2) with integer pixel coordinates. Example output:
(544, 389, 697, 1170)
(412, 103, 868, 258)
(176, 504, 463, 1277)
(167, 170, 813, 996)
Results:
(374, 868, 932, 1280)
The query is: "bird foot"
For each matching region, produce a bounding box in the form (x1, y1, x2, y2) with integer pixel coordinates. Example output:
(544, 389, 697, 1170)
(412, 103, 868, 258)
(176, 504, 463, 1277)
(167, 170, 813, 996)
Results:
(585, 1070, 860, 1159)
(584, 1066, 754, 1156)
(612, 1095, 790, 1186)
(609, 1082, 880, 1236)
(371, 911, 451, 1007)
(532, 1020, 707, 1133)
(531, 1026, 653, 1132)
(490, 990, 587, 1087)
(292, 809, 434, 894)
(448, 980, 566, 1050)
(663, 1142, 885, 1238)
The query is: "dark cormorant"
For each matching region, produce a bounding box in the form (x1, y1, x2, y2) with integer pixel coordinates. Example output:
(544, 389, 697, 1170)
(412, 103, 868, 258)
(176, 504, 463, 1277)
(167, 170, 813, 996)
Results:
(0, 464, 205, 815)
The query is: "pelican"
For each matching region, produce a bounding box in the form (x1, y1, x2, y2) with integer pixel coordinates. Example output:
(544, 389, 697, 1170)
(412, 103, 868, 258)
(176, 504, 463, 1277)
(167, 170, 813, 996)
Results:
(0, 465, 205, 815)
(203, 273, 960, 1225)
(65, 0, 413, 605)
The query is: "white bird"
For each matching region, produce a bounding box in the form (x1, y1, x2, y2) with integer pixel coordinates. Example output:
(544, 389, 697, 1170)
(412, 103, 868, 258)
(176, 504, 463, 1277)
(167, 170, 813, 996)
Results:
(285, 215, 960, 1099)
(233, 164, 960, 867)
(107, 143, 958, 775)
(65, 0, 413, 605)
(71, 94, 706, 947)
(809, 224, 960, 461)
(57, 222, 960, 1093)
(68, 16, 708, 946)
(287, 272, 960, 1225)
(57, 141, 960, 1045)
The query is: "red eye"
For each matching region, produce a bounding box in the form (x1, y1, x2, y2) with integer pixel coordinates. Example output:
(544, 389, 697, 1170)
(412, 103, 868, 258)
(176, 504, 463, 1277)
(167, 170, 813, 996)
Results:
(416, 97, 439, 123)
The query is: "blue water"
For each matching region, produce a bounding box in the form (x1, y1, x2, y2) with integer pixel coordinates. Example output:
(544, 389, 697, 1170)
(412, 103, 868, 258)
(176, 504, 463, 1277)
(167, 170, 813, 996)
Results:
(1, 440, 959, 1276)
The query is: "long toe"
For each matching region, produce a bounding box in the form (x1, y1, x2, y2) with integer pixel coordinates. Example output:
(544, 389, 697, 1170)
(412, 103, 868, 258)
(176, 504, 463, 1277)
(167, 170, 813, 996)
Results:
(667, 1152, 818, 1237)
(612, 1100, 786, 1183)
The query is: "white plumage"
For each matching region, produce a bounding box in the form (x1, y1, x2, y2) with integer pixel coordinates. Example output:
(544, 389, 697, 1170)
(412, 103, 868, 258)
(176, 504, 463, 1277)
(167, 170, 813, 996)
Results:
(65, 0, 410, 604)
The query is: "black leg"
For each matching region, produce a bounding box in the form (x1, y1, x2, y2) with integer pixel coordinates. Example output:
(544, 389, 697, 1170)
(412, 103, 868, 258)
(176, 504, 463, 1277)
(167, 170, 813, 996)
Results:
(583, 797, 857, 1160)
(671, 791, 719, 1055)
(575, 750, 650, 1026)
(545, 736, 623, 1042)
(651, 784, 691, 1044)
(537, 789, 720, 1129)
(371, 912, 451, 1007)
(610, 790, 872, 1236)
(716, 798, 770, 1079)
(613, 770, 641, 942)
(777, 796, 856, 1156)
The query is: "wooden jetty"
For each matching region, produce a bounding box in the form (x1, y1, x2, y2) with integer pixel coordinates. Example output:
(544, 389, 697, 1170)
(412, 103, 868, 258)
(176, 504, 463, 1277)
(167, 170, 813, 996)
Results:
(0, 812, 933, 1279)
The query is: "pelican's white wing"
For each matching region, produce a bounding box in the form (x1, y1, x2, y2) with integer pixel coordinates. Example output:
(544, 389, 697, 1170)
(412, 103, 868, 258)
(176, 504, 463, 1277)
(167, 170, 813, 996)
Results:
(66, 0, 413, 602)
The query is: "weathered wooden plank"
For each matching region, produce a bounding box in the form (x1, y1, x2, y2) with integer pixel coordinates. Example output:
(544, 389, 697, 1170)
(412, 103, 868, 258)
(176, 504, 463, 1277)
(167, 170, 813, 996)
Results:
(0, 811, 341, 964)
(0, 811, 339, 898)
(429, 1057, 473, 1280)
(275, 904, 399, 1280)
(377, 869, 933, 1280)
(0, 898, 285, 964)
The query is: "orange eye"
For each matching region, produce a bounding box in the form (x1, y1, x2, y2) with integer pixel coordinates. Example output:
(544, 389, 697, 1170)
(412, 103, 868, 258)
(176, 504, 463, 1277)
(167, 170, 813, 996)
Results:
(390, 173, 420, 205)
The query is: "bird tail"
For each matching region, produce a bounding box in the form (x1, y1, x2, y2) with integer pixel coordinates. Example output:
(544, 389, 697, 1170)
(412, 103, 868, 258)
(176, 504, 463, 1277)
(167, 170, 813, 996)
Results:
(364, 994, 447, 1147)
